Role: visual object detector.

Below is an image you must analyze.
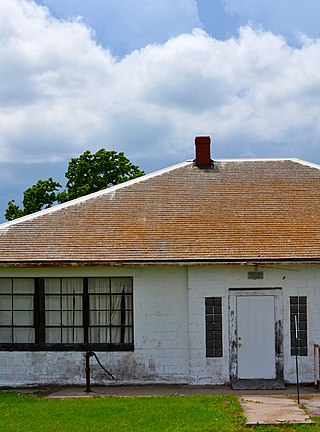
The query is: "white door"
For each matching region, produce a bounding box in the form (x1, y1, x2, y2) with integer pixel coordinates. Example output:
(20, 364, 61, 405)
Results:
(237, 295, 275, 379)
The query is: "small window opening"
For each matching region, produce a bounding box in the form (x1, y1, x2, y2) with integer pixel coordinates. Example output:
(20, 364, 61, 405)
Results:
(205, 297, 223, 358)
(290, 296, 308, 356)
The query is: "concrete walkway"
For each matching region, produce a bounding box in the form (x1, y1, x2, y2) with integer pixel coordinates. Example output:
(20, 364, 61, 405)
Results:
(240, 395, 313, 425)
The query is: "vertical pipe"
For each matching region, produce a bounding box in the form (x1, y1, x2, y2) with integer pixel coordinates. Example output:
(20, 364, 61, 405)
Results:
(85, 350, 91, 393)
(318, 345, 320, 387)
(294, 315, 300, 404)
(315, 344, 317, 386)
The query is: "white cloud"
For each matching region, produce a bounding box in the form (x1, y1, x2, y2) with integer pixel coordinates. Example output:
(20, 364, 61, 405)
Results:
(0, 0, 116, 162)
(1, 0, 320, 179)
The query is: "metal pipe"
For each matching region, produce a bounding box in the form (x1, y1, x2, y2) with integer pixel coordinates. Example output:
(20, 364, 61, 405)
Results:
(314, 344, 317, 387)
(84, 347, 114, 393)
(85, 349, 93, 393)
(317, 345, 320, 387)
(294, 315, 300, 404)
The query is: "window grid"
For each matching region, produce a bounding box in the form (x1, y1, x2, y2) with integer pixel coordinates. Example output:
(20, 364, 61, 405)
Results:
(0, 278, 35, 344)
(43, 278, 84, 345)
(290, 296, 308, 356)
(205, 297, 223, 358)
(0, 277, 134, 351)
(87, 278, 133, 345)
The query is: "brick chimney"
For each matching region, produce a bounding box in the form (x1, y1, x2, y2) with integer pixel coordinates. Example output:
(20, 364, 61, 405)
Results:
(195, 136, 212, 168)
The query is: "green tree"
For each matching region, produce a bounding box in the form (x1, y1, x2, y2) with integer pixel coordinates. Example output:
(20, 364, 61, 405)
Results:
(5, 149, 144, 220)
(58, 149, 144, 203)
(5, 178, 62, 221)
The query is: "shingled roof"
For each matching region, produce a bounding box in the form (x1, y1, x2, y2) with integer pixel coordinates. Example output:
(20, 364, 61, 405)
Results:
(0, 150, 320, 266)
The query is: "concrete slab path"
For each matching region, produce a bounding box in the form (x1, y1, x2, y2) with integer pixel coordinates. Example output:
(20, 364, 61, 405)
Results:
(240, 395, 314, 425)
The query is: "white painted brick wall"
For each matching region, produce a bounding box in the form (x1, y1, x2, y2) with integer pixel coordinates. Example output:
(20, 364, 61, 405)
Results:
(188, 264, 320, 384)
(0, 264, 319, 386)
(0, 266, 190, 386)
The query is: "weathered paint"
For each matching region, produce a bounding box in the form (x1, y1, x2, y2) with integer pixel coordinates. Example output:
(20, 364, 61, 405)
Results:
(0, 264, 319, 386)
(275, 319, 284, 381)
(228, 289, 284, 382)
(187, 264, 319, 385)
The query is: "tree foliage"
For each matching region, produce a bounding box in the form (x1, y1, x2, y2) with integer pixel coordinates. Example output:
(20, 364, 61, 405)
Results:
(5, 149, 144, 221)
(58, 149, 144, 203)
(5, 178, 62, 221)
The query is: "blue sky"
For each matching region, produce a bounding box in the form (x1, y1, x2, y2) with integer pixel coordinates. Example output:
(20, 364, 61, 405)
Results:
(1, 0, 320, 220)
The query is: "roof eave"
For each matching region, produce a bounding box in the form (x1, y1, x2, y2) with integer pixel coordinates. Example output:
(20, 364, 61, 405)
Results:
(0, 257, 319, 268)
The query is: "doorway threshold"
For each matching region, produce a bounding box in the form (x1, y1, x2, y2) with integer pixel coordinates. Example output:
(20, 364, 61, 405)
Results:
(232, 379, 286, 390)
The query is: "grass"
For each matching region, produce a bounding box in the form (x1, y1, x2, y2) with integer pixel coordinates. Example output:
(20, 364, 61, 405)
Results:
(0, 392, 319, 432)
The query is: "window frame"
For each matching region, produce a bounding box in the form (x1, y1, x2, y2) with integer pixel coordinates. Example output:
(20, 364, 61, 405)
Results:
(0, 277, 134, 352)
(290, 296, 308, 357)
(205, 297, 223, 358)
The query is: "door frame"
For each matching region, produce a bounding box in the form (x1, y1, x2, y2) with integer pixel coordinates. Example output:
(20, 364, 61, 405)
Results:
(229, 288, 283, 382)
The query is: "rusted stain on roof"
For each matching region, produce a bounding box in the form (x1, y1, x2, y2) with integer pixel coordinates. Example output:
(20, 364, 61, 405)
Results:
(0, 159, 319, 265)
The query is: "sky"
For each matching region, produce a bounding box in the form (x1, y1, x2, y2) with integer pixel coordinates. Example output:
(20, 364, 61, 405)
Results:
(1, 0, 320, 220)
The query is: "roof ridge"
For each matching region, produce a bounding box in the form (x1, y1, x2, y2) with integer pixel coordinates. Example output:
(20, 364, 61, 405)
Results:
(214, 157, 320, 169)
(289, 158, 320, 170)
(0, 160, 192, 230)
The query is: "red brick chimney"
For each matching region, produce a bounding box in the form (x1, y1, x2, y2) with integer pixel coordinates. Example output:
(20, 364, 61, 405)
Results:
(195, 136, 212, 168)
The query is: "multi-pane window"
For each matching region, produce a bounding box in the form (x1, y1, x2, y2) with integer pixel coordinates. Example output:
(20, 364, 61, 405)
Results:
(88, 278, 133, 345)
(42, 278, 84, 345)
(205, 297, 223, 358)
(290, 296, 308, 356)
(0, 278, 35, 344)
(0, 277, 133, 351)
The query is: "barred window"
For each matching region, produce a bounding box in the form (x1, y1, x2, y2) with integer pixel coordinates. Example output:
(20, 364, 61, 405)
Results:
(205, 297, 223, 358)
(0, 277, 133, 351)
(290, 296, 308, 356)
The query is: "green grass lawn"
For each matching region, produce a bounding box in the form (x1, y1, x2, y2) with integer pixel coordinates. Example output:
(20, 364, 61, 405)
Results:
(0, 393, 319, 432)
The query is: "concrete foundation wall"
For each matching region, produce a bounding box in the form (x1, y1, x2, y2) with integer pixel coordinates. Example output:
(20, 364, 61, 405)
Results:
(0, 264, 319, 386)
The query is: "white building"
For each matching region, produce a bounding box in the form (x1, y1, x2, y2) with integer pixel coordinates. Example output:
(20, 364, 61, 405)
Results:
(0, 137, 319, 386)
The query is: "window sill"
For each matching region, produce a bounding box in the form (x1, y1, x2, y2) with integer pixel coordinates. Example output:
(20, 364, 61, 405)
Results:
(0, 343, 134, 352)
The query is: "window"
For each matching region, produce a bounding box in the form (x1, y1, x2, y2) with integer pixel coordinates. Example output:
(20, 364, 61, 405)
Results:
(290, 296, 308, 356)
(205, 297, 223, 357)
(0, 278, 35, 344)
(0, 277, 133, 351)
